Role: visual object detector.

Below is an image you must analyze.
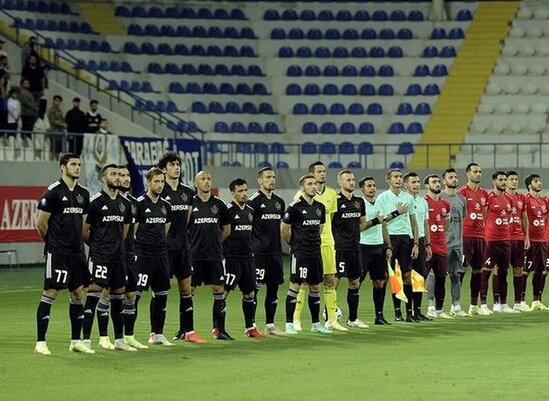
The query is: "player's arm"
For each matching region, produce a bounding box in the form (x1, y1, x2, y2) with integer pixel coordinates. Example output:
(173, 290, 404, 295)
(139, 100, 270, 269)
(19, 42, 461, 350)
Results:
(522, 211, 530, 249)
(165, 222, 171, 235)
(221, 224, 231, 241)
(82, 219, 91, 244)
(123, 223, 130, 239)
(362, 212, 384, 230)
(319, 223, 324, 235)
(384, 202, 408, 222)
(381, 222, 393, 261)
(36, 210, 51, 240)
(424, 218, 432, 260)
(410, 214, 419, 258)
(280, 221, 291, 245)
(133, 223, 139, 239)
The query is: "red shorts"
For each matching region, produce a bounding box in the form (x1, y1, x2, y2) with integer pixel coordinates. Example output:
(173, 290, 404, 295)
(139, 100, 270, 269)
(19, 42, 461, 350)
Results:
(463, 237, 486, 271)
(509, 240, 525, 268)
(427, 253, 448, 278)
(525, 241, 547, 273)
(484, 241, 511, 270)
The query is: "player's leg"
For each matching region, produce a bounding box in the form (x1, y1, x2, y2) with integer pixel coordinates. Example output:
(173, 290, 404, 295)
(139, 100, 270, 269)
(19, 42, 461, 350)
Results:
(67, 255, 95, 353)
(426, 270, 436, 317)
(324, 250, 347, 331)
(122, 256, 148, 348)
(412, 238, 427, 321)
(321, 246, 339, 325)
(344, 250, 367, 328)
(150, 255, 172, 346)
(285, 255, 302, 335)
(448, 249, 469, 317)
(293, 282, 308, 326)
(530, 243, 548, 309)
(468, 238, 486, 315)
(210, 260, 231, 340)
(109, 263, 134, 351)
(82, 281, 101, 346)
(262, 255, 285, 335)
(309, 257, 331, 334)
(433, 255, 451, 318)
(96, 288, 114, 350)
(241, 260, 264, 338)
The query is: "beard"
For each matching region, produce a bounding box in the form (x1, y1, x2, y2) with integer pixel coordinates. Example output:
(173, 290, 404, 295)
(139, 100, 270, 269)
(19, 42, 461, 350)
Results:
(431, 188, 441, 194)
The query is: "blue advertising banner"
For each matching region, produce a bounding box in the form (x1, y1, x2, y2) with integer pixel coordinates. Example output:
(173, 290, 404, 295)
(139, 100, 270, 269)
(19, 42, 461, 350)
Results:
(119, 136, 202, 196)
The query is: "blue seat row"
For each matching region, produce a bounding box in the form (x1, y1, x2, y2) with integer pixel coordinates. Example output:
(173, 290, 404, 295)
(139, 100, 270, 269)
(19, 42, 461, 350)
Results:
(166, 120, 200, 133)
(431, 27, 465, 39)
(214, 121, 280, 134)
(127, 24, 256, 39)
(279, 45, 403, 59)
(422, 45, 457, 58)
(286, 82, 440, 96)
(192, 101, 275, 114)
(44, 38, 112, 52)
(116, 6, 246, 20)
(271, 27, 415, 40)
(287, 64, 395, 77)
(413, 64, 448, 77)
(124, 42, 256, 57)
(302, 122, 423, 134)
(169, 82, 268, 96)
(295, 102, 384, 115)
(135, 100, 179, 113)
(209, 141, 286, 154)
(107, 80, 155, 93)
(264, 9, 424, 21)
(149, 62, 263, 76)
(14, 18, 92, 33)
(1, 0, 73, 14)
(302, 141, 376, 155)
(77, 59, 133, 73)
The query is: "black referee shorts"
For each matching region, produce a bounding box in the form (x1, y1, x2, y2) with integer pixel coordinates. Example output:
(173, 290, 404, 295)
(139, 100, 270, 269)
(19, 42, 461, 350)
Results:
(360, 244, 387, 281)
(390, 235, 412, 273)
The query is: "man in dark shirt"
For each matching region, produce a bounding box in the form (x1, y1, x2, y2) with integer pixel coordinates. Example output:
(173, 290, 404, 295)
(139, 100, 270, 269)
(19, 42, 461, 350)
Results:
(135, 167, 173, 346)
(21, 54, 44, 103)
(157, 152, 206, 344)
(223, 178, 265, 338)
(64, 97, 87, 155)
(86, 100, 102, 133)
(82, 164, 134, 352)
(35, 153, 93, 355)
(247, 167, 286, 336)
(281, 174, 330, 335)
(188, 171, 231, 340)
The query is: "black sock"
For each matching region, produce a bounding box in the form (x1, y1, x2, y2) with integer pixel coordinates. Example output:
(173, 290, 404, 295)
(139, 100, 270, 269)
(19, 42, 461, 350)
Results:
(265, 284, 279, 325)
(69, 298, 84, 341)
(308, 290, 321, 324)
(392, 294, 401, 315)
(110, 294, 124, 340)
(181, 294, 194, 333)
(242, 297, 255, 329)
(413, 292, 422, 316)
(149, 294, 155, 333)
(404, 284, 413, 316)
(82, 291, 100, 340)
(373, 287, 384, 317)
(152, 292, 168, 335)
(347, 287, 360, 321)
(96, 298, 110, 337)
(213, 292, 227, 332)
(285, 289, 299, 323)
(252, 288, 259, 325)
(37, 295, 54, 342)
(123, 299, 136, 336)
(435, 275, 446, 310)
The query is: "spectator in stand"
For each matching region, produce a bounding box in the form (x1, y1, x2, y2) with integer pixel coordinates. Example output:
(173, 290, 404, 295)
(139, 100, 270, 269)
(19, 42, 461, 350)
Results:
(21, 36, 38, 67)
(19, 78, 38, 138)
(86, 100, 102, 133)
(0, 55, 10, 95)
(97, 118, 113, 135)
(38, 64, 51, 119)
(0, 39, 7, 59)
(21, 54, 45, 104)
(65, 97, 87, 154)
(47, 95, 67, 156)
(0, 56, 9, 131)
(6, 88, 21, 136)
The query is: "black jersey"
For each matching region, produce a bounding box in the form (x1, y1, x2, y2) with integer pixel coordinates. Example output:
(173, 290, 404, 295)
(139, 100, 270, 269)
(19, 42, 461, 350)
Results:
(332, 193, 366, 251)
(223, 201, 254, 259)
(247, 190, 285, 255)
(37, 179, 89, 255)
(135, 194, 172, 257)
(161, 181, 194, 251)
(86, 191, 131, 263)
(282, 197, 325, 258)
(121, 193, 138, 259)
(188, 195, 230, 261)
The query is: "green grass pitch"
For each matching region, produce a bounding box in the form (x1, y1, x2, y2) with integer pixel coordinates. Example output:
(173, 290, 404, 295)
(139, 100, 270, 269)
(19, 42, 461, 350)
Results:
(0, 266, 547, 401)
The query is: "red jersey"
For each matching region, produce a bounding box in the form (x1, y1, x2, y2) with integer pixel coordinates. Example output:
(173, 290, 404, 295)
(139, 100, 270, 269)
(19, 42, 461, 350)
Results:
(507, 192, 526, 241)
(458, 185, 488, 238)
(425, 195, 450, 255)
(484, 191, 512, 241)
(545, 197, 549, 242)
(524, 193, 547, 242)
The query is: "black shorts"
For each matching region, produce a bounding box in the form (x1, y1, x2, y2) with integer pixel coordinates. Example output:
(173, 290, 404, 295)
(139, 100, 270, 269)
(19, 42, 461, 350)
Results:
(335, 249, 362, 280)
(168, 249, 193, 280)
(463, 237, 486, 270)
(525, 241, 547, 273)
(390, 235, 412, 273)
(126, 256, 138, 293)
(428, 253, 448, 278)
(88, 258, 126, 290)
(224, 258, 257, 293)
(136, 254, 171, 293)
(360, 244, 387, 281)
(510, 240, 525, 268)
(44, 252, 88, 291)
(254, 253, 284, 285)
(484, 241, 511, 271)
(191, 259, 225, 287)
(290, 254, 323, 285)
(412, 237, 427, 277)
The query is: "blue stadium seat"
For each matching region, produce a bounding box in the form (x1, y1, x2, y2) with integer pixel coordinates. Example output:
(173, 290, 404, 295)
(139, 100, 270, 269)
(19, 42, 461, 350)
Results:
(58, 20, 69, 32)
(320, 123, 337, 135)
(302, 123, 318, 134)
(351, 47, 367, 58)
(423, 46, 438, 57)
(141, 42, 156, 55)
(156, 101, 167, 112)
(431, 27, 447, 39)
(315, 46, 330, 58)
(237, 83, 252, 95)
(339, 142, 355, 154)
(271, 142, 286, 154)
(271, 28, 285, 40)
(241, 28, 256, 39)
(177, 26, 191, 37)
(397, 142, 414, 155)
(226, 101, 241, 114)
(254, 84, 268, 95)
(144, 24, 160, 37)
(390, 161, 405, 169)
(367, 103, 383, 115)
(336, 10, 352, 21)
(440, 46, 457, 58)
(415, 103, 432, 115)
(248, 123, 263, 134)
(131, 5, 146, 17)
(456, 9, 473, 21)
(214, 8, 229, 20)
(181, 8, 196, 19)
(158, 43, 172, 55)
(169, 82, 184, 93)
(354, 10, 370, 21)
(360, 84, 376, 96)
(208, 101, 223, 113)
(214, 121, 229, 133)
(347, 161, 362, 169)
(388, 46, 404, 58)
(167, 101, 178, 113)
(432, 64, 448, 76)
(359, 123, 375, 134)
(248, 65, 263, 76)
(390, 10, 406, 21)
(225, 27, 240, 38)
(408, 10, 424, 21)
(115, 5, 130, 17)
(378, 65, 394, 77)
(207, 45, 222, 57)
(349, 103, 364, 115)
(369, 47, 385, 58)
(192, 101, 207, 113)
(380, 28, 395, 40)
(304, 84, 320, 95)
(148, 7, 164, 18)
(77, 40, 89, 51)
(302, 142, 317, 153)
(87, 60, 99, 71)
(309, 103, 326, 115)
(67, 39, 78, 51)
(372, 10, 388, 21)
(161, 25, 176, 37)
(318, 10, 334, 21)
(46, 20, 57, 31)
(287, 65, 302, 76)
(142, 82, 154, 93)
(449, 27, 465, 39)
(257, 161, 271, 168)
(224, 46, 239, 57)
(203, 83, 217, 94)
(323, 65, 339, 77)
(242, 102, 258, 114)
(389, 122, 405, 134)
(320, 142, 336, 154)
(286, 84, 301, 95)
(147, 62, 162, 74)
(282, 9, 298, 20)
(276, 161, 289, 169)
(406, 84, 422, 96)
(360, 65, 376, 77)
(264, 122, 280, 134)
(208, 26, 223, 38)
(325, 28, 340, 40)
(220, 83, 235, 94)
(296, 46, 312, 58)
(342, 66, 358, 76)
(340, 123, 356, 134)
(342, 84, 357, 96)
(424, 83, 440, 95)
(264, 9, 280, 20)
(191, 44, 205, 56)
(328, 161, 343, 169)
(192, 26, 208, 38)
(198, 64, 214, 75)
(329, 103, 345, 115)
(100, 41, 112, 53)
(378, 84, 394, 96)
(181, 63, 196, 75)
(293, 103, 309, 115)
(70, 21, 81, 33)
(165, 7, 179, 18)
(230, 9, 245, 19)
(407, 122, 423, 134)
(230, 122, 247, 134)
(414, 64, 430, 77)
(343, 28, 359, 40)
(361, 28, 377, 40)
(333, 47, 349, 58)
(279, 46, 293, 57)
(198, 8, 213, 19)
(323, 84, 339, 95)
(398, 28, 413, 40)
(231, 65, 246, 76)
(307, 28, 322, 40)
(186, 82, 201, 93)
(397, 103, 413, 115)
(288, 28, 304, 39)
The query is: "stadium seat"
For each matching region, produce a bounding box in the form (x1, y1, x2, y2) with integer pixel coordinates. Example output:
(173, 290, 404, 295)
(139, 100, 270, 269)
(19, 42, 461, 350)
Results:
(192, 101, 207, 113)
(333, 47, 349, 58)
(319, 142, 336, 154)
(360, 65, 376, 77)
(241, 28, 256, 39)
(302, 142, 317, 153)
(323, 84, 339, 95)
(275, 161, 289, 169)
(282, 9, 298, 20)
(398, 28, 413, 40)
(351, 47, 367, 58)
(380, 28, 395, 40)
(279, 46, 293, 57)
(372, 10, 388, 21)
(242, 102, 257, 114)
(292, 103, 307, 114)
(407, 122, 423, 134)
(158, 43, 172, 55)
(192, 26, 208, 38)
(214, 8, 229, 20)
(304, 84, 320, 95)
(347, 161, 362, 169)
(203, 82, 217, 94)
(296, 46, 312, 58)
(300, 9, 316, 21)
(329, 103, 345, 115)
(349, 103, 364, 115)
(339, 142, 355, 154)
(456, 9, 473, 21)
(378, 84, 394, 96)
(311, 103, 328, 115)
(358, 122, 375, 134)
(449, 27, 465, 39)
(259, 103, 274, 114)
(342, 66, 358, 76)
(432, 64, 448, 76)
(191, 45, 206, 56)
(424, 83, 440, 95)
(208, 26, 223, 38)
(231, 8, 246, 20)
(198, 64, 213, 75)
(161, 25, 176, 37)
(355, 10, 370, 21)
(440, 46, 457, 58)
(147, 63, 162, 74)
(328, 161, 343, 169)
(397, 103, 413, 115)
(318, 10, 334, 21)
(320, 122, 337, 134)
(208, 45, 222, 57)
(431, 28, 447, 39)
(214, 121, 229, 133)
(226, 102, 241, 114)
(361, 28, 377, 40)
(389, 122, 405, 134)
(131, 6, 147, 17)
(302, 122, 318, 134)
(415, 103, 432, 114)
(257, 161, 271, 168)
(208, 101, 223, 113)
(360, 84, 376, 96)
(198, 8, 213, 19)
(307, 28, 322, 40)
(177, 26, 191, 37)
(288, 28, 304, 39)
(342, 84, 358, 96)
(315, 47, 330, 58)
(230, 122, 247, 133)
(336, 10, 352, 21)
(378, 65, 394, 77)
(185, 82, 201, 93)
(390, 161, 405, 169)
(264, 122, 280, 134)
(343, 28, 359, 40)
(390, 10, 406, 21)
(414, 64, 430, 77)
(271, 28, 285, 40)
(408, 10, 424, 21)
(231, 65, 247, 76)
(340, 122, 356, 134)
(369, 47, 385, 58)
(358, 142, 374, 155)
(225, 27, 239, 38)
(248, 123, 263, 134)
(397, 142, 414, 155)
(423, 46, 438, 57)
(367, 103, 383, 115)
(264, 9, 280, 20)
(406, 84, 422, 96)
(224, 46, 239, 57)
(325, 28, 341, 40)
(286, 84, 301, 95)
(271, 143, 286, 154)
(388, 46, 404, 58)
(253, 84, 268, 95)
(115, 5, 130, 17)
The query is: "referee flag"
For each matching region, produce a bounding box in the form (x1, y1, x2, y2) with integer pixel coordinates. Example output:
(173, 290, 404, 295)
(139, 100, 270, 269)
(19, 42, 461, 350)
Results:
(411, 270, 427, 292)
(387, 261, 408, 303)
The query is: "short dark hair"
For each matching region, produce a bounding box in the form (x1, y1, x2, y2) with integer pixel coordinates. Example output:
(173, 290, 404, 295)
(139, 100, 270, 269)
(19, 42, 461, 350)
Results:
(53, 95, 62, 101)
(359, 176, 375, 188)
(229, 178, 247, 192)
(101, 163, 119, 176)
(117, 164, 129, 171)
(257, 166, 274, 177)
(403, 171, 418, 182)
(299, 174, 315, 186)
(505, 170, 518, 178)
(72, 97, 80, 103)
(386, 168, 401, 180)
(59, 153, 79, 166)
(145, 167, 164, 181)
(442, 168, 456, 179)
(491, 170, 506, 180)
(8, 88, 17, 96)
(424, 174, 439, 185)
(525, 174, 541, 189)
(19, 78, 29, 85)
(465, 163, 480, 173)
(90, 99, 98, 105)
(308, 161, 324, 173)
(157, 151, 181, 170)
